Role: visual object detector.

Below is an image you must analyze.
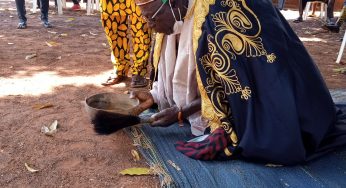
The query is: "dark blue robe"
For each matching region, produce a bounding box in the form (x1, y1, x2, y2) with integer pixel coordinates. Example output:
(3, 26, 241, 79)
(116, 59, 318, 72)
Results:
(176, 0, 346, 165)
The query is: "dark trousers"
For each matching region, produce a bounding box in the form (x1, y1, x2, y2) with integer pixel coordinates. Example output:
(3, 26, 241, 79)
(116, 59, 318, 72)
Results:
(15, 0, 49, 22)
(302, 0, 335, 18)
(72, 0, 80, 4)
(277, 0, 285, 10)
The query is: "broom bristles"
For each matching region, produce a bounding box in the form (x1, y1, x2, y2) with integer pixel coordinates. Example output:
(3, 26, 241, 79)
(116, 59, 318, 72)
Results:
(91, 110, 141, 135)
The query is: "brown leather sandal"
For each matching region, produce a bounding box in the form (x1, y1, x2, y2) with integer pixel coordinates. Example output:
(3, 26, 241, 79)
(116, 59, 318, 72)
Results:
(130, 75, 148, 88)
(101, 74, 126, 86)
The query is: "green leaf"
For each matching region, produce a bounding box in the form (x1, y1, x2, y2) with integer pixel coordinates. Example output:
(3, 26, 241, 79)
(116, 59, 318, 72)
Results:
(119, 168, 151, 176)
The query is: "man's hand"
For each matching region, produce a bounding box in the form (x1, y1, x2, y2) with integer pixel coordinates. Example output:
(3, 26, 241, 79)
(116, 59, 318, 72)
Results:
(129, 91, 154, 116)
(150, 106, 180, 127)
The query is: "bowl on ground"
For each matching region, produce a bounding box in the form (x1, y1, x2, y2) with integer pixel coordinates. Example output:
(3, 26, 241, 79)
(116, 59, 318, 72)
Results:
(84, 93, 138, 122)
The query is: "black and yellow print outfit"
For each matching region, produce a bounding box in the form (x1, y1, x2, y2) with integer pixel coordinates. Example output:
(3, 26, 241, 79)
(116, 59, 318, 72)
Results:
(100, 0, 151, 77)
(175, 0, 346, 165)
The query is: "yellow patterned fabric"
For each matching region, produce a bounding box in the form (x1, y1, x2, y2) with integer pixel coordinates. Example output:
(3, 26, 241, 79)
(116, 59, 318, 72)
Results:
(152, 33, 164, 80)
(100, 0, 151, 76)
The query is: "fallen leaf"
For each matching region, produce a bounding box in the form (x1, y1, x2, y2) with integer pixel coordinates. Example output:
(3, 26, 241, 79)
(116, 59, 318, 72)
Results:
(119, 168, 152, 176)
(333, 67, 346, 74)
(131, 149, 140, 161)
(60, 33, 68, 37)
(64, 18, 75, 22)
(89, 31, 98, 36)
(25, 163, 39, 173)
(41, 120, 58, 136)
(33, 103, 53, 110)
(49, 120, 58, 129)
(25, 54, 37, 60)
(48, 31, 57, 34)
(265, 163, 283, 168)
(45, 41, 58, 47)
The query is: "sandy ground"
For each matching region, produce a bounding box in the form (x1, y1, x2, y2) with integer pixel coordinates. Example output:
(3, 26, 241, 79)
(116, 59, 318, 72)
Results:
(0, 1, 346, 187)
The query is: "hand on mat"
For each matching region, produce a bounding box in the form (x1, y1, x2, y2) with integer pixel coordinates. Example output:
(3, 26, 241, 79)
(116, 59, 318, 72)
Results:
(175, 128, 230, 160)
(129, 91, 154, 116)
(150, 106, 180, 127)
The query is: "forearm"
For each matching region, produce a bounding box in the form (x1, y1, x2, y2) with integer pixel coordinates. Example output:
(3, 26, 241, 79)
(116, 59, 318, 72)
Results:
(181, 98, 201, 119)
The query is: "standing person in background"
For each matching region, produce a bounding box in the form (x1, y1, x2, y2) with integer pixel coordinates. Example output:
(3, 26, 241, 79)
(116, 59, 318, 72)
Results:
(71, 0, 81, 11)
(294, 0, 335, 23)
(15, 0, 52, 29)
(324, 0, 346, 32)
(309, 3, 318, 17)
(100, 0, 151, 88)
(277, 0, 285, 10)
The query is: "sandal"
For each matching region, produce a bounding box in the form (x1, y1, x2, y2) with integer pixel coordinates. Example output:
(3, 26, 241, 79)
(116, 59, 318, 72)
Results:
(101, 74, 126, 86)
(17, 22, 27, 29)
(322, 24, 340, 33)
(293, 17, 303, 23)
(130, 75, 148, 88)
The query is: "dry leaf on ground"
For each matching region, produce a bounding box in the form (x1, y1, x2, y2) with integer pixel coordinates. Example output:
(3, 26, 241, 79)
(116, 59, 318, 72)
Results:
(25, 54, 37, 60)
(131, 149, 140, 161)
(47, 31, 57, 34)
(119, 168, 152, 176)
(89, 31, 98, 36)
(33, 103, 53, 110)
(64, 18, 75, 22)
(333, 67, 346, 74)
(25, 163, 39, 173)
(45, 41, 58, 47)
(41, 120, 58, 136)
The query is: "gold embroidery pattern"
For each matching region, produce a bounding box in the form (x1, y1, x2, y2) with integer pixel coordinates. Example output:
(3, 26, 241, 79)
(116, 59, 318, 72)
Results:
(212, 0, 275, 62)
(194, 0, 276, 141)
(200, 35, 251, 101)
(193, 0, 240, 155)
(193, 0, 220, 132)
(199, 35, 247, 135)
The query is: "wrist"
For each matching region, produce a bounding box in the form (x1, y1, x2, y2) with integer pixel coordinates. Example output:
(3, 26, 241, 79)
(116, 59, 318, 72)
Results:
(177, 106, 184, 127)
